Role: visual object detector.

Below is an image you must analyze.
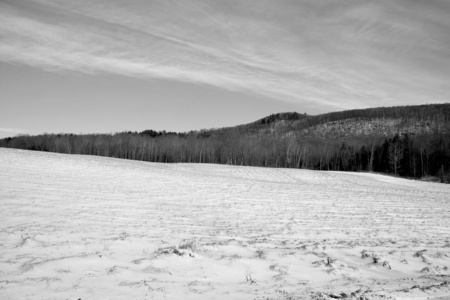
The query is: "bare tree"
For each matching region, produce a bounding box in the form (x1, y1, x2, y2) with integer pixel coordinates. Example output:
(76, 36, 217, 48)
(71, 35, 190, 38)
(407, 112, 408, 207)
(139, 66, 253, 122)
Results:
(389, 140, 403, 175)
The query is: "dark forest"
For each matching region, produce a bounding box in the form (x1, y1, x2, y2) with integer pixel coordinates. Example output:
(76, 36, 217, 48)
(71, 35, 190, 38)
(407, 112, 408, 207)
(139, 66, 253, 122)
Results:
(2, 104, 450, 183)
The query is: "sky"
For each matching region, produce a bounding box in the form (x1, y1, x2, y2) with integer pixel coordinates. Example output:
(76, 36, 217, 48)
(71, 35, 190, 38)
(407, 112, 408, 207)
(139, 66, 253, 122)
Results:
(1, 0, 450, 138)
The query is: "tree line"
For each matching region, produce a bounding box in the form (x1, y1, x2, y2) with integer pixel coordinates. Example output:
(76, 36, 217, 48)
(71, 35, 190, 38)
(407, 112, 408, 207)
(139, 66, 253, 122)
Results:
(1, 129, 449, 183)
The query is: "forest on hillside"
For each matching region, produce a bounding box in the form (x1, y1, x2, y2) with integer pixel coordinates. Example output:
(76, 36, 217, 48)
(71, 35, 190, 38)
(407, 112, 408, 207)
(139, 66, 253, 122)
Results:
(233, 104, 450, 137)
(1, 129, 449, 183)
(2, 105, 450, 182)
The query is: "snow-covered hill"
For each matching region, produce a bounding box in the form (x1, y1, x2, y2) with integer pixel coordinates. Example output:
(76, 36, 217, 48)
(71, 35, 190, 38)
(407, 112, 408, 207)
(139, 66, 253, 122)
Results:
(1, 148, 449, 299)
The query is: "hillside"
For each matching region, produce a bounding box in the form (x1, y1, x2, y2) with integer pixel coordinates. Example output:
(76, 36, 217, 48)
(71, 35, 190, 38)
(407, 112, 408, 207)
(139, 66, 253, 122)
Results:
(227, 104, 450, 139)
(1, 148, 450, 299)
(1, 104, 450, 181)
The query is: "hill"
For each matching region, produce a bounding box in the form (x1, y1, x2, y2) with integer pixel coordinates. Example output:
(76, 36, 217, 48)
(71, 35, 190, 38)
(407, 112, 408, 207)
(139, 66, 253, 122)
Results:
(1, 103, 450, 182)
(224, 104, 450, 139)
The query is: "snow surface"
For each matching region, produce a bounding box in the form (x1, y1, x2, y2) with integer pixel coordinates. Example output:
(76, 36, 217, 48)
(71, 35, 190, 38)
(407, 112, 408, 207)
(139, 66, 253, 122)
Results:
(1, 148, 449, 299)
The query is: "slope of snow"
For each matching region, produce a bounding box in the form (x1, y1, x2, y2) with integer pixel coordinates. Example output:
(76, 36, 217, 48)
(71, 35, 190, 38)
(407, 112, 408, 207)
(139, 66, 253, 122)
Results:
(1, 148, 449, 299)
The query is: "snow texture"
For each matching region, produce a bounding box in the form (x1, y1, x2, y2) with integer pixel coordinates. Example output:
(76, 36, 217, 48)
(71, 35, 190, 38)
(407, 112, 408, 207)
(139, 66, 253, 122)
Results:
(1, 148, 449, 299)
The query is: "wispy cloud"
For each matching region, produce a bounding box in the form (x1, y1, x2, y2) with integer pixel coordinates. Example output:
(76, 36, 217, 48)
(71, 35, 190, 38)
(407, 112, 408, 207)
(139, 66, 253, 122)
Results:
(1, 0, 449, 111)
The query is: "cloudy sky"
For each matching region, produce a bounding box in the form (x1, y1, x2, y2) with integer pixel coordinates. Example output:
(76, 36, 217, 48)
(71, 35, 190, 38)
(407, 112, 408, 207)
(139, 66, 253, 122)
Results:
(1, 0, 449, 137)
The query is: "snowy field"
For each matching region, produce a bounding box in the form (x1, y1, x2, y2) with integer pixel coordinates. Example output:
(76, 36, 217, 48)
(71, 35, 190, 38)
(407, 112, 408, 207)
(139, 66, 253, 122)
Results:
(1, 148, 450, 300)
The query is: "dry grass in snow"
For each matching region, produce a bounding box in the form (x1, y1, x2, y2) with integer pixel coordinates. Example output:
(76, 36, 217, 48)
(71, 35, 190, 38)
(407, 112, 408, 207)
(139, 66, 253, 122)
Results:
(0, 148, 450, 299)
